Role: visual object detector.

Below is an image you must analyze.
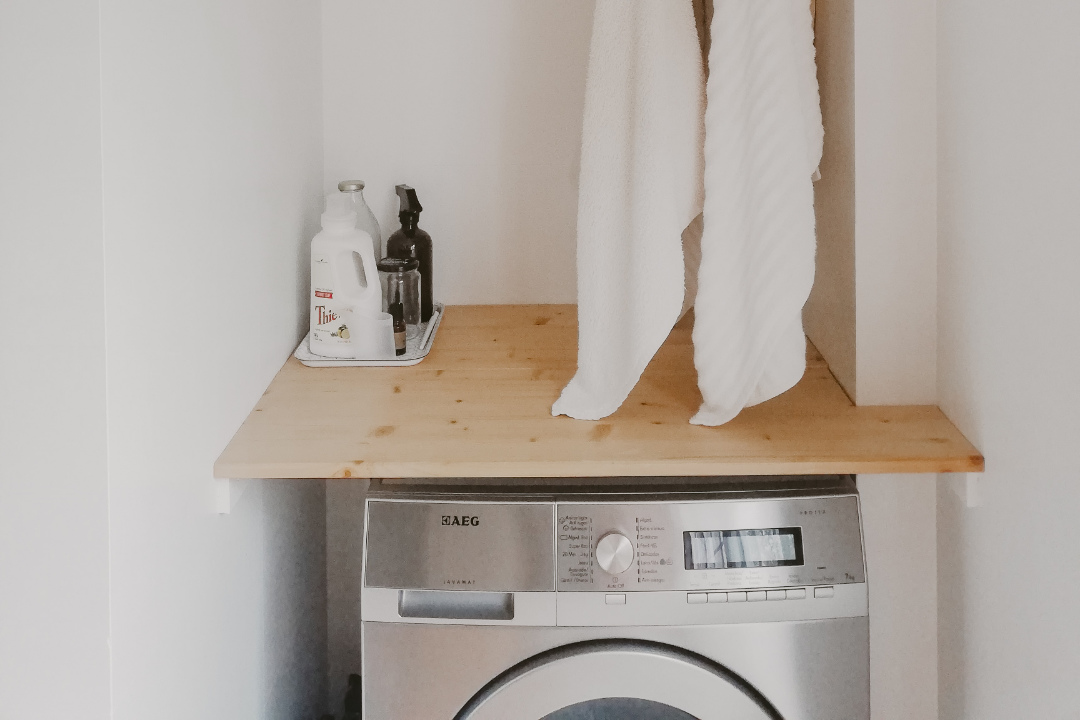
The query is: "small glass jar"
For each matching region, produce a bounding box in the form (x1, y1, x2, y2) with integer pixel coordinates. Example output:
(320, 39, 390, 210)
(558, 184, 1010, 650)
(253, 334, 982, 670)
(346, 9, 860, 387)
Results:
(377, 257, 421, 340)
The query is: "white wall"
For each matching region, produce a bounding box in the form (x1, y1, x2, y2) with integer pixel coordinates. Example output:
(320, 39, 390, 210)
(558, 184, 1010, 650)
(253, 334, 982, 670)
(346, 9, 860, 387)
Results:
(859, 475, 938, 720)
(0, 2, 111, 716)
(322, 0, 594, 306)
(98, 0, 328, 717)
(806, 0, 938, 407)
(937, 2, 1080, 718)
(853, 4, 941, 717)
(854, 0, 938, 406)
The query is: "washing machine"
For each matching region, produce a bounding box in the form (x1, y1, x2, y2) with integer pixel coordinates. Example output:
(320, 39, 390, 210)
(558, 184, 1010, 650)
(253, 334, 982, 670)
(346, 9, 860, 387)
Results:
(361, 477, 869, 719)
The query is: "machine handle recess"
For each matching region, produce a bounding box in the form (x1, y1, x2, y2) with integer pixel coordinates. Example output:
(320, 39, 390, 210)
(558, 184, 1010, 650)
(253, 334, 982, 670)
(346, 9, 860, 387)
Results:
(398, 590, 515, 621)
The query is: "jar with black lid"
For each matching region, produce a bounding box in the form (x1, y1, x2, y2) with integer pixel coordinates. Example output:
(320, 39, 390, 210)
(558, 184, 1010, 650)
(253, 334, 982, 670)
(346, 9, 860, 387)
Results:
(377, 257, 421, 341)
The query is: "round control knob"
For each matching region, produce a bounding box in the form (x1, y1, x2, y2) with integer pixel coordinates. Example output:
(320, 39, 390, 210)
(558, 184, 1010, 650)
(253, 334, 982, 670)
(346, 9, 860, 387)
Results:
(595, 532, 635, 575)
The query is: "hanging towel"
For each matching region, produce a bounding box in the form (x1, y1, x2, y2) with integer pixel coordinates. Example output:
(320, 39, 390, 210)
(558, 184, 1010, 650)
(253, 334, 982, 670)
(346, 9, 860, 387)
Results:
(690, 0, 823, 426)
(552, 0, 706, 421)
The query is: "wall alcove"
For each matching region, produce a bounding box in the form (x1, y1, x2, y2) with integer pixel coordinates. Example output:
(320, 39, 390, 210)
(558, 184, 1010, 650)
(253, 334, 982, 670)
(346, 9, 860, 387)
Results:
(218, 0, 978, 482)
(213, 2, 968, 717)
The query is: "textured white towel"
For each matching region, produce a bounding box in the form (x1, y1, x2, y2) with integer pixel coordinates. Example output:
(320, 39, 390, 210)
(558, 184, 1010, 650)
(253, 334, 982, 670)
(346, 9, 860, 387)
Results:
(691, 0, 823, 425)
(552, 0, 705, 421)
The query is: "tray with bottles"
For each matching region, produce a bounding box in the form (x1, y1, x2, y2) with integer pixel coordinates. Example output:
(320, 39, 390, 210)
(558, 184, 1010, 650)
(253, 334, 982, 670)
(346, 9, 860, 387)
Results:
(294, 302, 444, 368)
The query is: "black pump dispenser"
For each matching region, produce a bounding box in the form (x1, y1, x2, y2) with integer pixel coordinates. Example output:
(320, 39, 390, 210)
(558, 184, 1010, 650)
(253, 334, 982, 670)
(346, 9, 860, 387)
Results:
(386, 184, 434, 322)
(397, 185, 421, 227)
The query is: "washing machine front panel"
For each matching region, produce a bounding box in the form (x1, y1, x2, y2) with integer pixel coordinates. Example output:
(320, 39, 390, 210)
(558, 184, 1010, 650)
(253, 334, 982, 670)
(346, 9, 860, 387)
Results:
(361, 482, 869, 720)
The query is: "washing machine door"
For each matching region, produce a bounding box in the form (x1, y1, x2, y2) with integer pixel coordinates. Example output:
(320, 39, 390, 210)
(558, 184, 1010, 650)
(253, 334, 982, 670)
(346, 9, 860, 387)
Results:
(455, 640, 782, 720)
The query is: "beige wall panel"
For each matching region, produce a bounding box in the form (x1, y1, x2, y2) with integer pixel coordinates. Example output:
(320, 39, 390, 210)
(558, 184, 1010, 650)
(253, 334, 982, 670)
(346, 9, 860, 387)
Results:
(805, 0, 858, 397)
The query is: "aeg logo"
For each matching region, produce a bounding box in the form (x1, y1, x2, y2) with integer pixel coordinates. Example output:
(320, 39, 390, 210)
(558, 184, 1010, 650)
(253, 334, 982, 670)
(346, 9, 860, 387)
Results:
(442, 515, 480, 527)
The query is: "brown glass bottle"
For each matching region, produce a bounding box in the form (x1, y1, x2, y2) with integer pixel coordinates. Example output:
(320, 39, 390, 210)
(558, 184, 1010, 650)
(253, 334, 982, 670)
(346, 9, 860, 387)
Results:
(389, 303, 407, 356)
(385, 185, 434, 322)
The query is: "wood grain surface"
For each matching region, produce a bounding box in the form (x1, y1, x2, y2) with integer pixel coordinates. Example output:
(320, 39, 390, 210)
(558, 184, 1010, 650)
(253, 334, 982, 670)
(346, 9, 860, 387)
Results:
(214, 305, 983, 480)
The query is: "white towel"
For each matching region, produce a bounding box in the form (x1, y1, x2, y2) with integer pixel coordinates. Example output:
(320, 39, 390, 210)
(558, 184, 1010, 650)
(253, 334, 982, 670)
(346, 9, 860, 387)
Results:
(691, 0, 823, 425)
(552, 0, 705, 421)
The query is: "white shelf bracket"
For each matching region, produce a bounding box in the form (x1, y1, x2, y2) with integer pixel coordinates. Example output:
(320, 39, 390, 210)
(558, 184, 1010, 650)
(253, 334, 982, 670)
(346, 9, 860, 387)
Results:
(944, 472, 983, 509)
(215, 478, 250, 515)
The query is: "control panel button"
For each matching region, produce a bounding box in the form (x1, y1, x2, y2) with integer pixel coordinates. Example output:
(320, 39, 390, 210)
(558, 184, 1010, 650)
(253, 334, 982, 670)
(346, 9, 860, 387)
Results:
(766, 590, 786, 601)
(595, 533, 635, 575)
(727, 591, 747, 603)
(747, 591, 767, 602)
(814, 586, 835, 599)
(687, 592, 708, 605)
(707, 592, 728, 604)
(605, 594, 626, 605)
(786, 588, 807, 600)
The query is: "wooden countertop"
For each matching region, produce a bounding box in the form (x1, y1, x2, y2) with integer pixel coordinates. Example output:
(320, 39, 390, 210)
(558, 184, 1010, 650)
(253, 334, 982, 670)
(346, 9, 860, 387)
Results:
(214, 305, 983, 480)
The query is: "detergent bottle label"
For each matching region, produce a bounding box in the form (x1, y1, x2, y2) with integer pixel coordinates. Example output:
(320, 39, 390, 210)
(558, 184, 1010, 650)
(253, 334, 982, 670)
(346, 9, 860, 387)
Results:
(311, 253, 354, 348)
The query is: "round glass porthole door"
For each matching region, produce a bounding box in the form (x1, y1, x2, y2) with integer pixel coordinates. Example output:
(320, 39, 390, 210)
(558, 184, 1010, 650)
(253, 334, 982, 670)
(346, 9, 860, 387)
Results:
(455, 640, 781, 720)
(543, 698, 698, 719)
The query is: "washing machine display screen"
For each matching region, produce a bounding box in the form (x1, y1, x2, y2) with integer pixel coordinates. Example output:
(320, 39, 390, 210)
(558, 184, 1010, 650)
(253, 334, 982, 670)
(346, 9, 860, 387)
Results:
(683, 528, 803, 570)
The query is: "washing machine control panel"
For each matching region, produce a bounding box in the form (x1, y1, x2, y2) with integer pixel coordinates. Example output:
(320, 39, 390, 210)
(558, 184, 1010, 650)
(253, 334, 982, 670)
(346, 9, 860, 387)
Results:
(556, 495, 865, 592)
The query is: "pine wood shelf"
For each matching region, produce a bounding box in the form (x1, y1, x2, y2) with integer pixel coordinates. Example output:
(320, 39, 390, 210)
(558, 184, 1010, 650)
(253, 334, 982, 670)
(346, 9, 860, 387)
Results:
(214, 305, 983, 480)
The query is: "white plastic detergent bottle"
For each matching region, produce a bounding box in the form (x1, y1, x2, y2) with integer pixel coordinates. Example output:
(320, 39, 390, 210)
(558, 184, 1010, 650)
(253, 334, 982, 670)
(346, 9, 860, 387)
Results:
(309, 193, 383, 358)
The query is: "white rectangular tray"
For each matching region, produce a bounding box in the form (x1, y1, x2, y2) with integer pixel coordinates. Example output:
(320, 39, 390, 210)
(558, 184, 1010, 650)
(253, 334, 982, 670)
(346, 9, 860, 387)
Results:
(294, 303, 444, 367)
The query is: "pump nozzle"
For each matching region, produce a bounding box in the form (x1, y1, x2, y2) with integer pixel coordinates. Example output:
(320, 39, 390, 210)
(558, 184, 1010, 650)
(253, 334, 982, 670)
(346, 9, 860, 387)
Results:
(395, 184, 422, 218)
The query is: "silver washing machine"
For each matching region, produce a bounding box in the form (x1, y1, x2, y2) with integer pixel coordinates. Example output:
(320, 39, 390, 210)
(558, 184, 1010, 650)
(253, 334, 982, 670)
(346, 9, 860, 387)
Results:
(361, 477, 869, 719)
